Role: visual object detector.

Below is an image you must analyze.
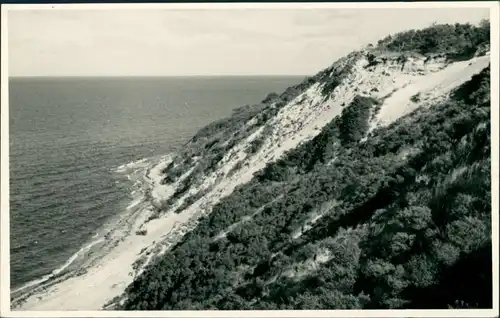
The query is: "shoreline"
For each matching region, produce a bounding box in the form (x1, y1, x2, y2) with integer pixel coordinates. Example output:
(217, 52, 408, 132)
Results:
(11, 154, 187, 310)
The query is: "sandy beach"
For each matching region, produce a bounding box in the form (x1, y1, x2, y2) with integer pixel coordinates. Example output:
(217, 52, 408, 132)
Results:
(12, 157, 195, 310)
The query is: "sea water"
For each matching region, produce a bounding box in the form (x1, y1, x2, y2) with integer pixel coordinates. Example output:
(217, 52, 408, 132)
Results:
(9, 76, 302, 293)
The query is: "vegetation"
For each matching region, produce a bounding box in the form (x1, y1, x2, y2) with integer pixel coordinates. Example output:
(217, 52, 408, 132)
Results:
(247, 137, 265, 154)
(410, 93, 421, 103)
(375, 20, 490, 61)
(159, 76, 322, 196)
(119, 23, 491, 310)
(338, 96, 379, 144)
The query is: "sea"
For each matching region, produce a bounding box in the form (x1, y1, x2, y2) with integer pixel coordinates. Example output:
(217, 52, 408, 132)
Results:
(8, 76, 302, 295)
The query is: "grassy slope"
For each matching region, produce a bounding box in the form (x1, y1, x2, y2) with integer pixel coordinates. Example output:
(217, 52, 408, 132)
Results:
(119, 22, 491, 310)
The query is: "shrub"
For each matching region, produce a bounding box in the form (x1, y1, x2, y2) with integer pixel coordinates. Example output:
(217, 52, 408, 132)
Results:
(339, 96, 380, 144)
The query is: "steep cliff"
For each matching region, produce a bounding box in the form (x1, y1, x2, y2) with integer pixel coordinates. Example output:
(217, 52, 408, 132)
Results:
(117, 21, 492, 310)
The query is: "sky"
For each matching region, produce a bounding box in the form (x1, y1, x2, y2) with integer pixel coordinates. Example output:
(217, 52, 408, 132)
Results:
(7, 7, 490, 77)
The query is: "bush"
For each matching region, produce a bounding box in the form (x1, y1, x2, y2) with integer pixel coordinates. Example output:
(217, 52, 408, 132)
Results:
(376, 20, 490, 60)
(411, 93, 421, 103)
(247, 138, 265, 154)
(339, 96, 380, 144)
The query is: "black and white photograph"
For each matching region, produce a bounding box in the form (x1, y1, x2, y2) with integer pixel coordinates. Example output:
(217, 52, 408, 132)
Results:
(1, 2, 498, 316)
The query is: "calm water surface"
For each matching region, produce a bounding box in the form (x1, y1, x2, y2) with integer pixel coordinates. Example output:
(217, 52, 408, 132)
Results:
(9, 76, 303, 289)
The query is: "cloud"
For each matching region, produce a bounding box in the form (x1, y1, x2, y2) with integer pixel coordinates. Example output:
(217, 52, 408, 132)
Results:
(7, 7, 490, 76)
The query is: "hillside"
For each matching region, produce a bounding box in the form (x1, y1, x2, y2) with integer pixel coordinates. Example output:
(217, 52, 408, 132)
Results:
(115, 21, 492, 310)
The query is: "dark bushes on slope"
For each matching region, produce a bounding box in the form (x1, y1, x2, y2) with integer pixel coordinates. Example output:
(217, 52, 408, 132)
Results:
(120, 23, 491, 310)
(376, 20, 490, 60)
(339, 96, 380, 145)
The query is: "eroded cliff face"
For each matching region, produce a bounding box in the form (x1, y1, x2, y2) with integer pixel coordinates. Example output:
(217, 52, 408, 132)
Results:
(153, 49, 490, 205)
(132, 47, 490, 276)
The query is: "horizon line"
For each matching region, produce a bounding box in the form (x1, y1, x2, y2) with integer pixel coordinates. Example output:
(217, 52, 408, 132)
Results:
(9, 74, 311, 79)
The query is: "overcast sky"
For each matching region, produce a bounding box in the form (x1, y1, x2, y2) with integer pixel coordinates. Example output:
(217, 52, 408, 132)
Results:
(7, 7, 490, 77)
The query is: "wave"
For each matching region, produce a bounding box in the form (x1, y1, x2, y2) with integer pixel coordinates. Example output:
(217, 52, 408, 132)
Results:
(12, 237, 105, 295)
(126, 197, 143, 210)
(114, 158, 150, 173)
(51, 238, 105, 276)
(11, 154, 166, 305)
(12, 273, 54, 295)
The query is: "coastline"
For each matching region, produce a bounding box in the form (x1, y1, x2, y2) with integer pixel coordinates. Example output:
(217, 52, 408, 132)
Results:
(9, 52, 492, 311)
(11, 154, 191, 310)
